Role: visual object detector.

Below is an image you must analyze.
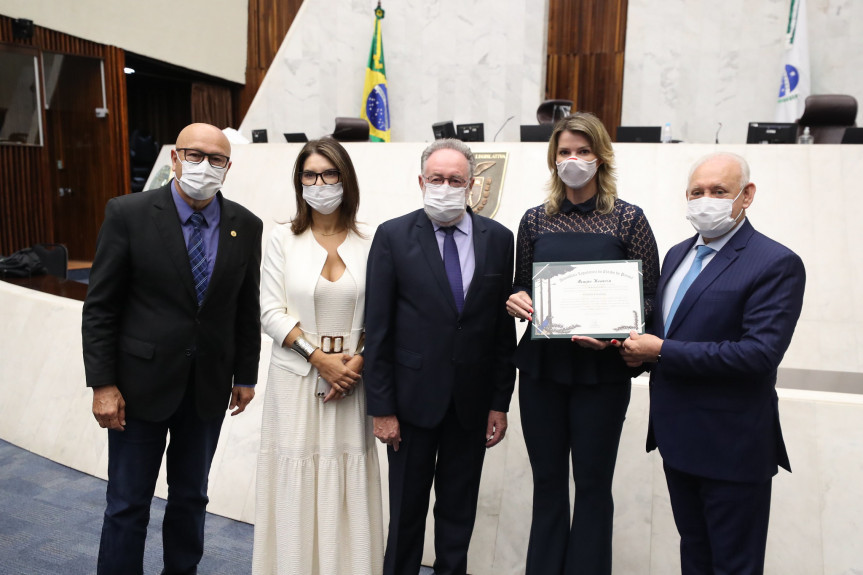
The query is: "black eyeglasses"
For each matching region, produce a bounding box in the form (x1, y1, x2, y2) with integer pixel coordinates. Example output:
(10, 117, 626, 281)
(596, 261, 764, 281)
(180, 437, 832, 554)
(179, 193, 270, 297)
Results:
(301, 170, 341, 185)
(423, 175, 469, 188)
(176, 148, 230, 169)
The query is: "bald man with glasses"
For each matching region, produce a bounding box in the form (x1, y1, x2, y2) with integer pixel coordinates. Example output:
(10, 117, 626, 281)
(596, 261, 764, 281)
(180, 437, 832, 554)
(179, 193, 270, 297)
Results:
(83, 123, 263, 575)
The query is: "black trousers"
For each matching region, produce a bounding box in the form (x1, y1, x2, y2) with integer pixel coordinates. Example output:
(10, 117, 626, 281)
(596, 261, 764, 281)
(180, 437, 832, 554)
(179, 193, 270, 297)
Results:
(664, 463, 773, 575)
(97, 386, 223, 575)
(383, 404, 488, 575)
(519, 374, 631, 575)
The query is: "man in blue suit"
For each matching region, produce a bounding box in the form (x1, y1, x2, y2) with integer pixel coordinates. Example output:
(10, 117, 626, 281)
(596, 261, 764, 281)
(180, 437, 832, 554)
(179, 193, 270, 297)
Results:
(619, 152, 805, 575)
(364, 139, 516, 575)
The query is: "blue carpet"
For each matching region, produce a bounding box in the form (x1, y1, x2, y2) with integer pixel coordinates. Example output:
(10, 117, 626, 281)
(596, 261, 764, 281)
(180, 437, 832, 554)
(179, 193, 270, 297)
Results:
(0, 439, 437, 574)
(0, 438, 252, 574)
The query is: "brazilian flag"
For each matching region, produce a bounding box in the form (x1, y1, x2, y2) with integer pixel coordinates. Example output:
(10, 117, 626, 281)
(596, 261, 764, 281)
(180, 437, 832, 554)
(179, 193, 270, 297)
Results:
(361, 4, 390, 142)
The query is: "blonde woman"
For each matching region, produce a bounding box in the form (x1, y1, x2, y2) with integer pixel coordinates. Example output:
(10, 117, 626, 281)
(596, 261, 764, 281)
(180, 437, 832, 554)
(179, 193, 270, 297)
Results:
(506, 112, 660, 575)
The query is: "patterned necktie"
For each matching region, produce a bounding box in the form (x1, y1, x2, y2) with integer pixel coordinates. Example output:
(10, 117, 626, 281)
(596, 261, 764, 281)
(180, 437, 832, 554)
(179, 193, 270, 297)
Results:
(665, 245, 714, 335)
(188, 211, 209, 306)
(442, 227, 464, 313)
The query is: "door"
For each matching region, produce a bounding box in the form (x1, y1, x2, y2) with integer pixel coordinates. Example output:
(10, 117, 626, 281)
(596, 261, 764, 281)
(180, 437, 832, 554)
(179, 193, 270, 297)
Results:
(44, 53, 112, 260)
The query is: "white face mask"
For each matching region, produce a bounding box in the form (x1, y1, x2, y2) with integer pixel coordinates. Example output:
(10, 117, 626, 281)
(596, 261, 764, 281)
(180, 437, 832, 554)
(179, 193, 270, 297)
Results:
(177, 156, 225, 201)
(685, 187, 745, 239)
(302, 182, 344, 215)
(556, 157, 598, 189)
(423, 183, 467, 224)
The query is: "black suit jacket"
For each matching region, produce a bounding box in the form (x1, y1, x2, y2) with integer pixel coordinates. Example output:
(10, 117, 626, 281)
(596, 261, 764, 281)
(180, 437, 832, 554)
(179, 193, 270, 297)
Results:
(364, 209, 516, 430)
(82, 183, 263, 421)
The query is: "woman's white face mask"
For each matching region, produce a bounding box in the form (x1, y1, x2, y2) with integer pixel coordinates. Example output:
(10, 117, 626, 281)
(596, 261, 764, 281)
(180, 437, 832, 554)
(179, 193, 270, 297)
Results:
(302, 183, 344, 215)
(556, 157, 598, 189)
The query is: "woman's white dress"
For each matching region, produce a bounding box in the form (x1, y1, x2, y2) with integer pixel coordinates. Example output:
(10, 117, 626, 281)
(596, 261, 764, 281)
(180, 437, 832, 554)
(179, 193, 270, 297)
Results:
(252, 269, 384, 574)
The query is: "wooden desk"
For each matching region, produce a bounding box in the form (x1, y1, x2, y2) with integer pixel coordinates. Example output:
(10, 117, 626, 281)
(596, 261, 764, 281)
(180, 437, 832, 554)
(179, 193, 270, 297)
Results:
(1, 274, 88, 302)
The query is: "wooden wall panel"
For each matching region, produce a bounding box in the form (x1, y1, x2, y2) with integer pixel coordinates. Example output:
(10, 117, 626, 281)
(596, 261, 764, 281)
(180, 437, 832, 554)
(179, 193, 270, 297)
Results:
(192, 82, 233, 129)
(546, 0, 628, 133)
(234, 0, 304, 125)
(0, 15, 129, 259)
(0, 146, 48, 251)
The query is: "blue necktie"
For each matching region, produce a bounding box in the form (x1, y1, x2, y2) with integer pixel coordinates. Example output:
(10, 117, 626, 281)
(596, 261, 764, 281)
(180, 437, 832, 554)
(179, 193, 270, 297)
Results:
(188, 212, 209, 306)
(665, 245, 714, 335)
(442, 227, 464, 313)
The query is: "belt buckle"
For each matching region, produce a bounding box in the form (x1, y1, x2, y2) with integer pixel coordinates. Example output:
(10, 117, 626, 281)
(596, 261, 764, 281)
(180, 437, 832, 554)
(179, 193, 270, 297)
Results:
(320, 335, 344, 354)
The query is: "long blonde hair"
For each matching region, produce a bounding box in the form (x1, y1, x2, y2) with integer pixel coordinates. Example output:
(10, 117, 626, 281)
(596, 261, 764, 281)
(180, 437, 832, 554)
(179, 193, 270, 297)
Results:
(544, 112, 618, 216)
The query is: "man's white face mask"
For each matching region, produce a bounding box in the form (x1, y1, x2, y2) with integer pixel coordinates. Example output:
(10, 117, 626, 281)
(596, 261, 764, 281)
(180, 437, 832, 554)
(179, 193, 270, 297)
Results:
(685, 187, 745, 238)
(423, 182, 467, 223)
(177, 153, 226, 201)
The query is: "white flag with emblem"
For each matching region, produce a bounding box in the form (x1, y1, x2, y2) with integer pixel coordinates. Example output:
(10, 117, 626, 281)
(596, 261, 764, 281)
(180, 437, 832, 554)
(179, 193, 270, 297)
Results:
(775, 0, 810, 122)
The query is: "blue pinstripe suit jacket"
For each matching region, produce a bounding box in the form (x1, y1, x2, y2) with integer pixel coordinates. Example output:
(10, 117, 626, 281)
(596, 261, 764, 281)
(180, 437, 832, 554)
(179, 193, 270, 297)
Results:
(646, 219, 806, 483)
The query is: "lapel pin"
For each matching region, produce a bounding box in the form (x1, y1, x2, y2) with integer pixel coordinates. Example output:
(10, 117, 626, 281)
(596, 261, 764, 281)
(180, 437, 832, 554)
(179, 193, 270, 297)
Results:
(230, 230, 237, 237)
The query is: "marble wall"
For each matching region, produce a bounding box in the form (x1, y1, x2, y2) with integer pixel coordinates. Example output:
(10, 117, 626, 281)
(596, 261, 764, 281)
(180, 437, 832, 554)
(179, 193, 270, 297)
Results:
(4, 143, 863, 573)
(622, 0, 863, 144)
(241, 0, 863, 145)
(239, 0, 548, 144)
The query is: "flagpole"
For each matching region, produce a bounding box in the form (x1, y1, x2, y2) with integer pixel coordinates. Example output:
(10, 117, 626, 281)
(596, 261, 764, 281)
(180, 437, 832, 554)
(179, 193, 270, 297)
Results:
(361, 0, 391, 141)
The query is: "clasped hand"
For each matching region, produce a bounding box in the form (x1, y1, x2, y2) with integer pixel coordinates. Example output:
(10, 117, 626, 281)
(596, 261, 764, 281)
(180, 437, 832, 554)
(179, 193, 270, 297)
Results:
(311, 351, 363, 403)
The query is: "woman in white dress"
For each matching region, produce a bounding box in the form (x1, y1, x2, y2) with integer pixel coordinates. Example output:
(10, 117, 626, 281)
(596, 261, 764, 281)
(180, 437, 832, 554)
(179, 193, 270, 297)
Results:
(253, 138, 384, 574)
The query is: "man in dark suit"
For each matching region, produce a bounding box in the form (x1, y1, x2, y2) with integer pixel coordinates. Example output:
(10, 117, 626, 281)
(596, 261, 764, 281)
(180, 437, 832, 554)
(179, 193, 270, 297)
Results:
(620, 152, 806, 575)
(364, 139, 516, 575)
(82, 123, 263, 575)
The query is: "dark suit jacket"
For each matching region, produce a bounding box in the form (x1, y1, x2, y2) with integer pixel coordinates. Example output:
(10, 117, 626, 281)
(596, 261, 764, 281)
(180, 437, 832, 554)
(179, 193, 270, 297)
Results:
(364, 209, 516, 430)
(647, 219, 805, 483)
(82, 183, 263, 422)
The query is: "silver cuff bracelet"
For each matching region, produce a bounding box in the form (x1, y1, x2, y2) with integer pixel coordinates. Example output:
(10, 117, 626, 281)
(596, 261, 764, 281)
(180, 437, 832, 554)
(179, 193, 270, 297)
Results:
(290, 337, 317, 361)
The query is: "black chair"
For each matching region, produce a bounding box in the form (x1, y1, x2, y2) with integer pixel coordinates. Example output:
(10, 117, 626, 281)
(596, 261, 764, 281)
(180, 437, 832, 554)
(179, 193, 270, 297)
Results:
(129, 130, 160, 193)
(536, 99, 572, 125)
(31, 243, 68, 279)
(332, 118, 370, 142)
(797, 95, 858, 143)
(841, 127, 863, 144)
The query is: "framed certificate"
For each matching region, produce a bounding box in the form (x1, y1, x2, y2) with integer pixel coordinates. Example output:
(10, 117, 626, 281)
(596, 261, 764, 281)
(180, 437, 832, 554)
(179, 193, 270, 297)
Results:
(531, 260, 644, 339)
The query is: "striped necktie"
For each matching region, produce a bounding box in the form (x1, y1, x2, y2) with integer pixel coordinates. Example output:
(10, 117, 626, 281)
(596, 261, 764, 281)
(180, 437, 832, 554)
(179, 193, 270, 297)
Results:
(187, 211, 209, 306)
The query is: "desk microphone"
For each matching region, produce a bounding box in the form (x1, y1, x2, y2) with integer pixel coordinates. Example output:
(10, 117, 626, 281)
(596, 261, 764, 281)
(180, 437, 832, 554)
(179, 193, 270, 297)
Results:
(494, 115, 515, 142)
(715, 122, 722, 144)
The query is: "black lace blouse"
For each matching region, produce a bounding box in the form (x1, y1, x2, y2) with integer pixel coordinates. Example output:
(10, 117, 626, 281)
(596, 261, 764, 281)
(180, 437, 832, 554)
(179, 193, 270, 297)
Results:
(513, 195, 660, 386)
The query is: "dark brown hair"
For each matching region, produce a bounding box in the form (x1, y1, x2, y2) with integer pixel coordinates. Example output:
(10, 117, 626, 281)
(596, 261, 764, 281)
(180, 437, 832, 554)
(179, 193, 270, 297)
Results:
(290, 137, 362, 236)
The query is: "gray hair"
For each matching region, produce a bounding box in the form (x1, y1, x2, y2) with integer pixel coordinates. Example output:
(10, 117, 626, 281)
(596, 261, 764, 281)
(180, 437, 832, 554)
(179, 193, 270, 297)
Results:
(420, 138, 476, 179)
(688, 152, 751, 189)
